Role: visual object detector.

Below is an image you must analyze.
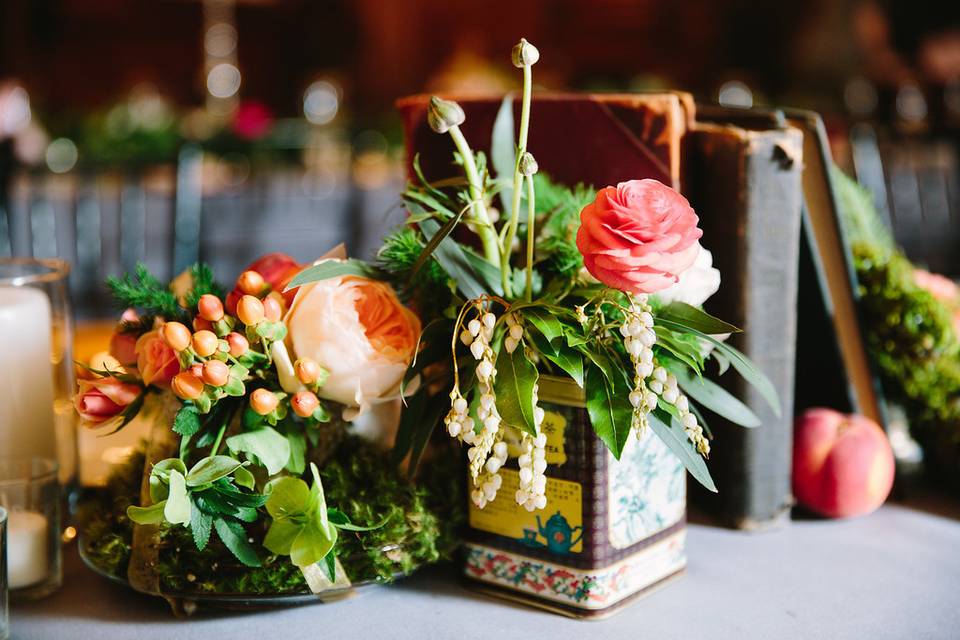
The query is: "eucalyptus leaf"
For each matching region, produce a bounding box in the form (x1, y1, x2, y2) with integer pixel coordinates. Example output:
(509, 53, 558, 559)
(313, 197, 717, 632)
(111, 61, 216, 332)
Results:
(648, 410, 717, 492)
(186, 455, 244, 487)
(667, 361, 761, 428)
(286, 259, 378, 290)
(226, 426, 291, 476)
(584, 362, 632, 459)
(493, 345, 539, 436)
(214, 517, 261, 567)
(163, 469, 192, 525)
(658, 302, 741, 335)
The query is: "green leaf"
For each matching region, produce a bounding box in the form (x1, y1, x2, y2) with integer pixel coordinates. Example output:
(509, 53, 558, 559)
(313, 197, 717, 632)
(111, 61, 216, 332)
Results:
(657, 319, 780, 416)
(148, 458, 188, 503)
(127, 501, 166, 525)
(657, 302, 741, 335)
(290, 522, 338, 569)
(321, 552, 337, 583)
(328, 508, 388, 532)
(648, 410, 717, 492)
(265, 476, 311, 520)
(392, 388, 424, 465)
(653, 325, 703, 373)
(190, 501, 213, 550)
(408, 202, 471, 283)
(491, 94, 516, 211)
(263, 518, 302, 556)
(584, 362, 633, 459)
(226, 426, 291, 476)
(172, 405, 202, 437)
(222, 376, 245, 397)
(285, 431, 307, 474)
(213, 518, 261, 567)
(163, 469, 192, 525)
(493, 345, 539, 436)
(233, 465, 256, 490)
(526, 324, 584, 387)
(286, 259, 378, 290)
(186, 455, 244, 487)
(522, 306, 565, 345)
(666, 361, 761, 428)
(408, 392, 446, 475)
(418, 218, 502, 298)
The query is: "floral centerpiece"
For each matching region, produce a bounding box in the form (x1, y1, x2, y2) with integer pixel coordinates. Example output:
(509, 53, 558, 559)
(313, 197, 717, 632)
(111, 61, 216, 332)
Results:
(289, 39, 778, 616)
(75, 252, 461, 607)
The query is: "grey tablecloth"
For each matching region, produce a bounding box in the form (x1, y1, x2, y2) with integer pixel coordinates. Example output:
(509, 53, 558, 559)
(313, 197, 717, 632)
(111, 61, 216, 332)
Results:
(11, 502, 960, 640)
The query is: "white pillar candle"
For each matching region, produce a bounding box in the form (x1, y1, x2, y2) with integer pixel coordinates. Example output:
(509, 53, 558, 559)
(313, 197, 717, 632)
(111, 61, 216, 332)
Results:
(0, 287, 56, 461)
(6, 510, 49, 589)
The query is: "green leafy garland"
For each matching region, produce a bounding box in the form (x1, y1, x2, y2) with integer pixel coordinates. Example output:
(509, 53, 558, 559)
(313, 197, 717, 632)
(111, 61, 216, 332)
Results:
(834, 168, 960, 484)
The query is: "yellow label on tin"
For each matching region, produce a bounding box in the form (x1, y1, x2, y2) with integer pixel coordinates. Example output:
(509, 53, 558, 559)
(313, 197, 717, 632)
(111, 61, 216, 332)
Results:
(469, 468, 583, 554)
(502, 410, 568, 465)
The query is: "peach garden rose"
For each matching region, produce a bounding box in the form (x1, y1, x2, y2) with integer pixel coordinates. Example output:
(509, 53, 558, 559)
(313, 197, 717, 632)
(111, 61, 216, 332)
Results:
(135, 327, 181, 387)
(284, 273, 421, 408)
(576, 179, 703, 294)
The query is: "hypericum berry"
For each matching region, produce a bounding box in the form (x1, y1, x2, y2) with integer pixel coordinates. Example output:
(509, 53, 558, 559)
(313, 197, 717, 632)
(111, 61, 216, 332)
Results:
(188, 363, 204, 378)
(172, 372, 204, 400)
(197, 294, 225, 322)
(192, 316, 213, 332)
(161, 322, 192, 352)
(291, 390, 319, 418)
(250, 388, 278, 415)
(225, 332, 249, 357)
(294, 358, 322, 384)
(202, 360, 230, 387)
(262, 295, 282, 322)
(237, 270, 265, 296)
(192, 330, 219, 358)
(237, 295, 265, 326)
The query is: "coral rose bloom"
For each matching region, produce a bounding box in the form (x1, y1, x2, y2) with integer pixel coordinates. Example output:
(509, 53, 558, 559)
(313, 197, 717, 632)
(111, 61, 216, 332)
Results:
(285, 275, 421, 407)
(576, 179, 703, 294)
(74, 376, 140, 424)
(135, 328, 181, 387)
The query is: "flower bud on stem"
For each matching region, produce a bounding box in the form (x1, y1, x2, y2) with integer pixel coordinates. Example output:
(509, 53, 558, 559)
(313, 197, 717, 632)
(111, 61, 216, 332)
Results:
(502, 39, 536, 297)
(427, 96, 502, 270)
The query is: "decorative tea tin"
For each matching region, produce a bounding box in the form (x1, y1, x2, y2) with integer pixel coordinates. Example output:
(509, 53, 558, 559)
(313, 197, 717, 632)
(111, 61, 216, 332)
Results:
(463, 376, 687, 618)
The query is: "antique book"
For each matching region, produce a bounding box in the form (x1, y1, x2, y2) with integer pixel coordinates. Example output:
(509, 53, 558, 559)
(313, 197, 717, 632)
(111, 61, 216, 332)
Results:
(683, 107, 805, 530)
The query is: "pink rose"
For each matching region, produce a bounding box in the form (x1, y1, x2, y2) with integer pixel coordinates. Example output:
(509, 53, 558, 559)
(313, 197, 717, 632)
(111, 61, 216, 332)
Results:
(913, 268, 959, 304)
(576, 179, 703, 294)
(135, 328, 180, 387)
(74, 376, 140, 425)
(284, 274, 421, 407)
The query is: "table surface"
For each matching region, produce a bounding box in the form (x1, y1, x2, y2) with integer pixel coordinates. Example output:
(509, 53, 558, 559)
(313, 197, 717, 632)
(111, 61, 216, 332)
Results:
(11, 499, 960, 640)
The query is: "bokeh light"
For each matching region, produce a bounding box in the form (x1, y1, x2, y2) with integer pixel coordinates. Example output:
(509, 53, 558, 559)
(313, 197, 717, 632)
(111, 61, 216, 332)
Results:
(45, 137, 78, 173)
(303, 80, 340, 125)
(207, 63, 242, 98)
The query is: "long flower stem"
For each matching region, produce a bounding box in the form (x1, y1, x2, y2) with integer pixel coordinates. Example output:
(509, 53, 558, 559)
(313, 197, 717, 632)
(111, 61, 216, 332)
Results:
(502, 65, 533, 297)
(525, 174, 536, 301)
(447, 125, 501, 269)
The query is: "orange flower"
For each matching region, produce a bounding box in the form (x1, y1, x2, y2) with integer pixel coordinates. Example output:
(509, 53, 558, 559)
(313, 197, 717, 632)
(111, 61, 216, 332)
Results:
(135, 328, 181, 387)
(74, 376, 140, 425)
(285, 274, 421, 407)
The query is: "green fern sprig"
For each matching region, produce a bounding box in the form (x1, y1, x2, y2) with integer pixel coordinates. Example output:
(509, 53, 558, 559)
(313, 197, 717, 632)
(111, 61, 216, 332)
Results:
(184, 263, 224, 310)
(106, 263, 183, 319)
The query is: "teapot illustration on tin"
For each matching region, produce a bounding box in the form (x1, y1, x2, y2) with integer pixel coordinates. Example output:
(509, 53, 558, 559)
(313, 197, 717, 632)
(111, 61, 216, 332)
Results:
(536, 511, 583, 554)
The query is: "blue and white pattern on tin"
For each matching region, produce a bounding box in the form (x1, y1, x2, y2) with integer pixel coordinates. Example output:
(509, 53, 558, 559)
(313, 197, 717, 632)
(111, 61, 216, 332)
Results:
(607, 427, 685, 549)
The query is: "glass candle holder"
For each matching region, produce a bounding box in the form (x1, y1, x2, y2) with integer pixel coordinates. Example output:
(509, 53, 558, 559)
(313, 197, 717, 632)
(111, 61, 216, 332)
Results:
(0, 458, 61, 600)
(1, 506, 8, 640)
(0, 259, 76, 493)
